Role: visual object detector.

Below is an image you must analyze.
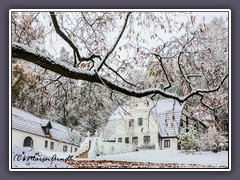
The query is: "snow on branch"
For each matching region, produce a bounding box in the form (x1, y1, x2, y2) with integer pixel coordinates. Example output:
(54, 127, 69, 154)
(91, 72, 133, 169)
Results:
(12, 42, 228, 103)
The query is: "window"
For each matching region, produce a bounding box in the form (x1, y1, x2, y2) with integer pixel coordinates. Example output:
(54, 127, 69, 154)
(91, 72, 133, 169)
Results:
(63, 145, 67, 152)
(164, 140, 170, 147)
(129, 119, 134, 127)
(71, 146, 73, 153)
(50, 142, 54, 150)
(118, 138, 122, 143)
(45, 127, 50, 134)
(23, 136, 33, 148)
(75, 148, 78, 152)
(45, 140, 48, 148)
(143, 136, 150, 145)
(132, 137, 138, 146)
(138, 118, 143, 126)
(125, 137, 129, 144)
(42, 122, 52, 135)
(180, 121, 184, 127)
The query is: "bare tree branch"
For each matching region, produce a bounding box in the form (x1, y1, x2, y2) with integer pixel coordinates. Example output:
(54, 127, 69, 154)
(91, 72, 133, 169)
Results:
(103, 63, 137, 87)
(49, 12, 81, 66)
(49, 12, 101, 67)
(96, 12, 131, 71)
(153, 53, 171, 91)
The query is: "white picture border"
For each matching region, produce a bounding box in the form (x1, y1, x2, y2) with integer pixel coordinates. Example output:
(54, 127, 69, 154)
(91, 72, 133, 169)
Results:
(9, 9, 231, 171)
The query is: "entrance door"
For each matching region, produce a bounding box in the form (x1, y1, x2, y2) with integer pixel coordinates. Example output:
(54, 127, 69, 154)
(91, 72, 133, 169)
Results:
(132, 137, 138, 149)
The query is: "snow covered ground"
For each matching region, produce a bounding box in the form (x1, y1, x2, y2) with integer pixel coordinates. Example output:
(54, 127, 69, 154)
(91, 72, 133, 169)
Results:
(11, 145, 228, 169)
(87, 150, 228, 167)
(39, 149, 228, 167)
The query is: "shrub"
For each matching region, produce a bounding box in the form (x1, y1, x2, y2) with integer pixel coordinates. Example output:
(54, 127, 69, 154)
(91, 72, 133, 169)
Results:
(178, 124, 228, 153)
(197, 128, 228, 153)
(178, 125, 199, 151)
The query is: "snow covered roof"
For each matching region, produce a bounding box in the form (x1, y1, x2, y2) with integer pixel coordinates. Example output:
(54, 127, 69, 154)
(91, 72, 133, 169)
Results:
(12, 107, 81, 146)
(151, 99, 184, 137)
(104, 106, 124, 141)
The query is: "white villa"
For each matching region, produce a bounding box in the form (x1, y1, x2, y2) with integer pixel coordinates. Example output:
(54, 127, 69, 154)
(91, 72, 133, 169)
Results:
(104, 98, 185, 150)
(12, 107, 81, 153)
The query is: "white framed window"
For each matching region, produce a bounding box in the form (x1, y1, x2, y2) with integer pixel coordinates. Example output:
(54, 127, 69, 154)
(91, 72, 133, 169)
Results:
(129, 119, 134, 127)
(132, 137, 138, 146)
(50, 142, 54, 150)
(44, 140, 48, 148)
(164, 140, 170, 147)
(63, 145, 67, 152)
(118, 138, 122, 143)
(45, 127, 50, 134)
(138, 118, 143, 126)
(143, 136, 150, 145)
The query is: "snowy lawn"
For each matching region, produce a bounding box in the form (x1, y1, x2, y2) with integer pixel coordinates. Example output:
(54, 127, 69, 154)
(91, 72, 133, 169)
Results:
(11, 146, 228, 169)
(66, 150, 228, 168)
(86, 150, 228, 167)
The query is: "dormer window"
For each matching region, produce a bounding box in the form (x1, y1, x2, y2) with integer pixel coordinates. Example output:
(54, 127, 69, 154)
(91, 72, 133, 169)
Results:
(45, 127, 50, 135)
(42, 121, 52, 135)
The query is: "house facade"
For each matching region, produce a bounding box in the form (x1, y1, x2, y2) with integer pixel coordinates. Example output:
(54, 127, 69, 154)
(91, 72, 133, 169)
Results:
(12, 107, 81, 153)
(104, 98, 185, 150)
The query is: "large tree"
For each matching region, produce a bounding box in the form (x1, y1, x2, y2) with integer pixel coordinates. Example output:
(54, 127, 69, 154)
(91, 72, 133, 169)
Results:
(11, 11, 229, 123)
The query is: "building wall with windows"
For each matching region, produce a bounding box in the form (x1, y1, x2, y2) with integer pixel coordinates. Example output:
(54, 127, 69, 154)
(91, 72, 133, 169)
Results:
(105, 98, 185, 150)
(159, 138, 178, 150)
(12, 107, 81, 153)
(12, 129, 79, 153)
(115, 98, 159, 148)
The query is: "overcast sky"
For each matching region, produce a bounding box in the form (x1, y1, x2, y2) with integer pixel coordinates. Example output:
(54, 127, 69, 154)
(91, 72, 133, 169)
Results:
(41, 11, 229, 59)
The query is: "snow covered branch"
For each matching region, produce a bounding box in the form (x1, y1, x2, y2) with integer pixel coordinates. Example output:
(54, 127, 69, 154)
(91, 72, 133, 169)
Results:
(12, 42, 228, 104)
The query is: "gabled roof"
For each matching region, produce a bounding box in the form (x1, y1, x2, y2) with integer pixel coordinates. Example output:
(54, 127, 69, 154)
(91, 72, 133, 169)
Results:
(12, 107, 81, 146)
(104, 106, 125, 141)
(151, 99, 184, 137)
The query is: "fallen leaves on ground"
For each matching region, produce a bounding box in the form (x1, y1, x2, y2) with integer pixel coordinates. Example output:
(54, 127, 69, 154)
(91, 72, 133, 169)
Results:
(66, 160, 227, 169)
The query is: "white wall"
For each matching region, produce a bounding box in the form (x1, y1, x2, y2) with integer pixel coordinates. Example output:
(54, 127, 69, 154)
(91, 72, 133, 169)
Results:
(115, 100, 159, 147)
(111, 99, 180, 150)
(95, 139, 133, 156)
(89, 137, 133, 157)
(160, 138, 178, 150)
(73, 137, 133, 158)
(12, 129, 79, 153)
(116, 131, 159, 148)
